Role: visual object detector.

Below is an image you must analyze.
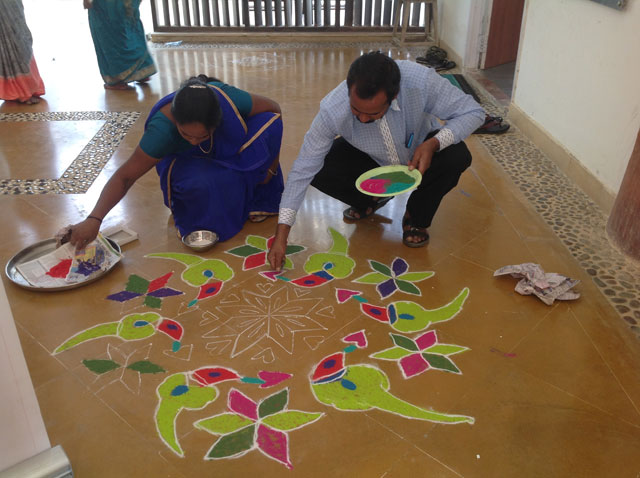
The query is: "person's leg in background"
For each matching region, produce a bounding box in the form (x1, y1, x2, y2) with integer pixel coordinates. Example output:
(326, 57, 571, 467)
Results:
(311, 137, 390, 219)
(403, 140, 472, 246)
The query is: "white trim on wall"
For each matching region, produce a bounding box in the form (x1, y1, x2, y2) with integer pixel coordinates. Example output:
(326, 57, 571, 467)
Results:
(464, 0, 492, 69)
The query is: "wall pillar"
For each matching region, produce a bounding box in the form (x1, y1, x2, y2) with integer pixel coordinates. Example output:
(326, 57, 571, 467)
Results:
(607, 128, 640, 260)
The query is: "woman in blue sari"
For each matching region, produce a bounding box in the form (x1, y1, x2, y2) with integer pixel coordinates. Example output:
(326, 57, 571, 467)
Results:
(84, 0, 156, 90)
(69, 75, 284, 247)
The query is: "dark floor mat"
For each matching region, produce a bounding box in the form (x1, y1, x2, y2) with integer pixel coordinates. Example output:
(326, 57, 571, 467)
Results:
(440, 73, 481, 104)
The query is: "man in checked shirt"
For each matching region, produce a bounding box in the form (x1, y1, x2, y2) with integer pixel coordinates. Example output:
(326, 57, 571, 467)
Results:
(268, 51, 485, 270)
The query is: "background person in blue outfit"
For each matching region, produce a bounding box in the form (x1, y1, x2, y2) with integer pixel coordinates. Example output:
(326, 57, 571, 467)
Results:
(69, 75, 284, 249)
(268, 52, 485, 269)
(84, 0, 157, 90)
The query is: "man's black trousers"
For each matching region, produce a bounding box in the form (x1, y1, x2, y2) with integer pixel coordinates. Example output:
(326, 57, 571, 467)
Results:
(310, 135, 472, 228)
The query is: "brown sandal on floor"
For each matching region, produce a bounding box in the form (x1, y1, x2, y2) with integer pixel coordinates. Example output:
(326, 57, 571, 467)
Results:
(343, 196, 393, 220)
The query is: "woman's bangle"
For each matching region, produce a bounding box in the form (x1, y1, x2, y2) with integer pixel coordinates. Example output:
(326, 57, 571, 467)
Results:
(87, 215, 103, 223)
(268, 168, 278, 176)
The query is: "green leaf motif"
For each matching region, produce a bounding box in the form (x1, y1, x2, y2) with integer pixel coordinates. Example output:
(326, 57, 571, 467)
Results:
(371, 347, 413, 360)
(206, 424, 256, 459)
(390, 334, 419, 351)
(262, 410, 323, 432)
(284, 257, 294, 270)
(227, 244, 262, 257)
(425, 344, 469, 356)
(258, 389, 289, 418)
(396, 271, 434, 282)
(83, 359, 120, 374)
(396, 279, 421, 295)
(285, 245, 305, 255)
(422, 353, 461, 374)
(247, 235, 268, 251)
(143, 295, 162, 309)
(370, 260, 392, 276)
(127, 360, 166, 374)
(353, 272, 388, 284)
(126, 274, 150, 294)
(196, 413, 253, 435)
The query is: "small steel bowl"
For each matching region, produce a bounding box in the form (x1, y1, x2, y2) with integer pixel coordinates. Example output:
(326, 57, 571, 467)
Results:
(181, 230, 219, 252)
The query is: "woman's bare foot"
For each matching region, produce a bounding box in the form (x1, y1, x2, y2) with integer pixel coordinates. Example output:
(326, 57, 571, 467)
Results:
(104, 82, 134, 90)
(18, 96, 41, 105)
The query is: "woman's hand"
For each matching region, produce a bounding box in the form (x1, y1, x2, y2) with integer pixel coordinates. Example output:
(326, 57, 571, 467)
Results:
(69, 218, 101, 250)
(83, 0, 93, 9)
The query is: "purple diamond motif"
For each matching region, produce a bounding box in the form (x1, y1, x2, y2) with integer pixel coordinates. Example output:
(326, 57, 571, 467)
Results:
(391, 258, 409, 277)
(107, 291, 142, 302)
(147, 288, 184, 298)
(377, 278, 397, 299)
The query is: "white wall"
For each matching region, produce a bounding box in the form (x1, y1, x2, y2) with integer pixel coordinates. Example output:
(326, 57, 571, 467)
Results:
(439, 0, 473, 59)
(513, 0, 640, 194)
(0, 279, 50, 470)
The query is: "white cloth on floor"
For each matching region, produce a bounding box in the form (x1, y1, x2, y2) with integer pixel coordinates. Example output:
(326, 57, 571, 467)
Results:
(494, 263, 580, 306)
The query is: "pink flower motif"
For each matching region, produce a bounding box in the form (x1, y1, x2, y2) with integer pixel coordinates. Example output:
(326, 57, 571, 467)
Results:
(415, 330, 437, 350)
(400, 331, 438, 377)
(399, 353, 430, 378)
(372, 329, 466, 378)
(257, 424, 292, 469)
(228, 389, 258, 420)
(200, 388, 322, 468)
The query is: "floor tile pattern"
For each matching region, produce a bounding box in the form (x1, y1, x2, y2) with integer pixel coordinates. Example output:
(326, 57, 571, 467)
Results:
(0, 112, 139, 195)
(469, 87, 640, 339)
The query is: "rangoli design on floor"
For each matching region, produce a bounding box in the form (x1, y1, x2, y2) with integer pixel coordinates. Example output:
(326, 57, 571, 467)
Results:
(44, 221, 477, 468)
(82, 343, 166, 394)
(145, 253, 234, 306)
(225, 235, 305, 271)
(352, 257, 434, 298)
(358, 287, 470, 333)
(370, 330, 469, 378)
(195, 387, 323, 468)
(310, 332, 474, 424)
(155, 366, 291, 457)
(106, 272, 184, 308)
(277, 228, 355, 288)
(202, 284, 330, 358)
(53, 312, 184, 354)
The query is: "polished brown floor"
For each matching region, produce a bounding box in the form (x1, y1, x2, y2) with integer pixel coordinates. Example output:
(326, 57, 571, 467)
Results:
(2, 4, 640, 477)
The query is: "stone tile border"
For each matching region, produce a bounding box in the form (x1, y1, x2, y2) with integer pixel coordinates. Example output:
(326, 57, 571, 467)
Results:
(468, 82, 640, 340)
(0, 111, 139, 195)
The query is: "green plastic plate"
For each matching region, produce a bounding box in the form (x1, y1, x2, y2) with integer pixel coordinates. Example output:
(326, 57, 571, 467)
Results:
(355, 165, 422, 197)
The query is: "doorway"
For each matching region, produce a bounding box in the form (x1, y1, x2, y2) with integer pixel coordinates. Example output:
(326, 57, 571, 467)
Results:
(466, 0, 525, 104)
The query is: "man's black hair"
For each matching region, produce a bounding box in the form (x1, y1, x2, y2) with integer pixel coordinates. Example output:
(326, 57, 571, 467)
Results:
(346, 52, 401, 104)
(171, 75, 223, 130)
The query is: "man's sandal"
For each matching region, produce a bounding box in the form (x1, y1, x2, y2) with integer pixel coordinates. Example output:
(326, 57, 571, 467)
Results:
(474, 115, 510, 135)
(248, 213, 275, 223)
(403, 227, 429, 247)
(343, 196, 393, 220)
(402, 215, 429, 247)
